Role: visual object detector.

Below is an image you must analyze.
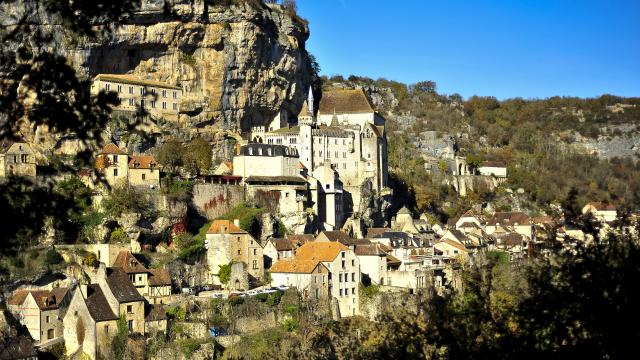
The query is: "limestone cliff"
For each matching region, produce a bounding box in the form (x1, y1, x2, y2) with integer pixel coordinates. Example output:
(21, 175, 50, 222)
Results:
(2, 0, 314, 134)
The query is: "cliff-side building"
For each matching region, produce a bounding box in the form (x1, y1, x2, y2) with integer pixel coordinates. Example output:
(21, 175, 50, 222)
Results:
(0, 139, 37, 178)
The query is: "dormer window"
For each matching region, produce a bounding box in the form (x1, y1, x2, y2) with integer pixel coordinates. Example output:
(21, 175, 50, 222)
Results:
(249, 148, 253, 155)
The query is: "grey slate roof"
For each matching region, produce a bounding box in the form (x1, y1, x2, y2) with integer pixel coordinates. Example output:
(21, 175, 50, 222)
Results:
(86, 285, 118, 322)
(106, 267, 145, 303)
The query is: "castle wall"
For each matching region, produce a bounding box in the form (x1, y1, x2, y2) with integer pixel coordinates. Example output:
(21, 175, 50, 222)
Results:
(192, 183, 245, 220)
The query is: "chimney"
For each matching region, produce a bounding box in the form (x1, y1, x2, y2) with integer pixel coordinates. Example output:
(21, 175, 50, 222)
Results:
(233, 219, 240, 228)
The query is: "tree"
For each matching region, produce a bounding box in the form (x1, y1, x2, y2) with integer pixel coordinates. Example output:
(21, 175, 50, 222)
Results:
(0, 0, 138, 255)
(183, 137, 212, 175)
(156, 139, 184, 174)
(218, 262, 232, 285)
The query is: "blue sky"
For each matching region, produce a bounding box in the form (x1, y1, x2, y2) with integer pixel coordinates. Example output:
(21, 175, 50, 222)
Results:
(296, 0, 640, 99)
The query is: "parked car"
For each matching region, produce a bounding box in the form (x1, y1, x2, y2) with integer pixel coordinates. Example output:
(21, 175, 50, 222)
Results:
(261, 288, 277, 294)
(202, 284, 214, 291)
(181, 287, 196, 295)
(211, 293, 225, 299)
(276, 285, 289, 291)
(246, 290, 259, 296)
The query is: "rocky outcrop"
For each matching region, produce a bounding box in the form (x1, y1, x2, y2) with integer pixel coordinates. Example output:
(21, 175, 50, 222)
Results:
(1, 0, 314, 136)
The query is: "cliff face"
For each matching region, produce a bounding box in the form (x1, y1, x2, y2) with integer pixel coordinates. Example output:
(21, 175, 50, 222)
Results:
(3, 0, 313, 133)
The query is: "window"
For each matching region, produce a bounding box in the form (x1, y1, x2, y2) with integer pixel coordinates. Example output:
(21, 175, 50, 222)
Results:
(325, 184, 330, 190)
(128, 320, 133, 331)
(162, 90, 167, 98)
(352, 273, 355, 282)
(253, 249, 257, 255)
(334, 139, 338, 145)
(151, 100, 156, 108)
(173, 91, 177, 99)
(341, 252, 345, 258)
(20, 154, 27, 163)
(162, 102, 167, 109)
(352, 287, 355, 295)
(47, 329, 54, 340)
(105, 83, 111, 91)
(315, 288, 319, 299)
(335, 151, 338, 158)
(339, 273, 342, 282)
(113, 169, 118, 176)
(341, 260, 345, 269)
(343, 163, 347, 169)
(319, 151, 322, 157)
(343, 152, 346, 158)
(142, 174, 146, 180)
(129, 98, 134, 106)
(117, 85, 122, 93)
(105, 325, 109, 333)
(45, 316, 50, 323)
(129, 86, 133, 94)
(253, 260, 258, 269)
(237, 249, 241, 255)
(173, 103, 177, 110)
(127, 305, 133, 313)
(140, 87, 145, 95)
(351, 260, 355, 266)
(140, 99, 145, 108)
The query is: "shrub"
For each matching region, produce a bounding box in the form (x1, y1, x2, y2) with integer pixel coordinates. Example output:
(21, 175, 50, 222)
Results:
(162, 179, 194, 203)
(266, 290, 283, 307)
(180, 339, 201, 358)
(103, 183, 153, 218)
(45, 249, 63, 265)
(112, 315, 128, 360)
(28, 249, 39, 260)
(166, 306, 186, 321)
(83, 253, 98, 268)
(218, 262, 232, 285)
(110, 227, 128, 243)
(283, 318, 298, 332)
(228, 297, 244, 306)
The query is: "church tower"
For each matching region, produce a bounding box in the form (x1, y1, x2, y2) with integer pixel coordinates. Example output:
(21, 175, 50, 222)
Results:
(299, 86, 315, 171)
(298, 86, 315, 126)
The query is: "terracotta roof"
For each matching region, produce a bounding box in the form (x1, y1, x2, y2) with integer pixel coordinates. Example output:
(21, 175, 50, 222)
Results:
(496, 233, 525, 247)
(354, 244, 387, 256)
(113, 251, 149, 274)
(106, 267, 145, 303)
(7, 290, 30, 306)
(585, 202, 617, 211)
(296, 242, 349, 262)
(317, 230, 351, 243)
(145, 304, 167, 322)
(531, 216, 554, 225)
(487, 212, 531, 226)
(436, 239, 467, 252)
(85, 285, 118, 322)
(101, 143, 126, 155)
(270, 238, 293, 251)
(269, 259, 322, 274)
(148, 268, 172, 286)
(318, 89, 375, 114)
(286, 234, 314, 247)
(128, 155, 158, 169)
(298, 162, 307, 169)
(206, 220, 247, 234)
(95, 74, 181, 90)
(386, 255, 402, 265)
(366, 227, 389, 238)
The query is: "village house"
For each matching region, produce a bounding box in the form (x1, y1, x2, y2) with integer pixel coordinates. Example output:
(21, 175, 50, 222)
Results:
(494, 233, 527, 261)
(0, 139, 37, 178)
(433, 239, 468, 262)
(112, 251, 172, 304)
(205, 220, 264, 287)
(95, 143, 161, 188)
(144, 304, 168, 335)
(263, 238, 294, 269)
(295, 242, 361, 317)
(354, 243, 388, 285)
(582, 202, 618, 222)
(91, 74, 182, 121)
(7, 288, 71, 347)
(97, 267, 146, 334)
(485, 212, 533, 239)
(269, 259, 330, 302)
(478, 160, 507, 178)
(309, 164, 345, 230)
(63, 285, 118, 360)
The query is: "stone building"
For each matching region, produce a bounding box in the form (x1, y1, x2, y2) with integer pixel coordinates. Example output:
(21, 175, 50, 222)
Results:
(309, 164, 345, 230)
(63, 285, 118, 360)
(295, 242, 361, 317)
(0, 140, 37, 178)
(99, 267, 146, 334)
(205, 220, 264, 287)
(582, 202, 618, 222)
(269, 259, 330, 302)
(91, 74, 182, 121)
(111, 251, 172, 304)
(95, 143, 160, 188)
(250, 88, 389, 217)
(7, 288, 71, 346)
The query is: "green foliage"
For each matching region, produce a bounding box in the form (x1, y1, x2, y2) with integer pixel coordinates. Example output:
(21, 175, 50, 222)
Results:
(217, 203, 264, 238)
(218, 262, 232, 285)
(228, 296, 244, 306)
(180, 339, 201, 358)
(109, 227, 128, 243)
(80, 210, 105, 241)
(166, 306, 186, 321)
(283, 318, 298, 332)
(112, 315, 128, 360)
(82, 253, 98, 268)
(55, 176, 92, 223)
(45, 249, 63, 265)
(266, 290, 283, 307)
(162, 178, 194, 203)
(156, 139, 184, 174)
(102, 183, 153, 218)
(28, 249, 39, 260)
(49, 342, 66, 359)
(181, 52, 196, 66)
(183, 137, 213, 175)
(360, 284, 380, 299)
(486, 250, 510, 266)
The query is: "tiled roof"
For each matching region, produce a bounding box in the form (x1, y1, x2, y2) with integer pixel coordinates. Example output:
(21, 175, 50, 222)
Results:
(480, 161, 506, 168)
(7, 290, 30, 306)
(317, 230, 350, 243)
(85, 285, 118, 322)
(585, 202, 617, 211)
(244, 175, 308, 184)
(145, 304, 167, 322)
(106, 267, 145, 303)
(206, 220, 247, 234)
(101, 143, 126, 155)
(128, 155, 158, 169)
(496, 233, 525, 247)
(386, 255, 402, 265)
(296, 242, 349, 262)
(113, 251, 149, 274)
(269, 259, 321, 274)
(270, 238, 293, 251)
(286, 234, 314, 247)
(8, 288, 69, 310)
(148, 268, 172, 286)
(437, 239, 467, 252)
(354, 244, 387, 256)
(366, 227, 389, 238)
(487, 212, 531, 226)
(397, 206, 411, 215)
(318, 89, 375, 114)
(531, 216, 554, 225)
(95, 74, 181, 90)
(269, 126, 300, 135)
(458, 222, 480, 229)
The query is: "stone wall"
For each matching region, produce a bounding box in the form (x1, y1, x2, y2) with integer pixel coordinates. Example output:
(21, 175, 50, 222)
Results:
(192, 183, 245, 220)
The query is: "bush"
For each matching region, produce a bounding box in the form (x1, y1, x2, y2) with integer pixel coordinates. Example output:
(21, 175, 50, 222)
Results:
(283, 318, 298, 332)
(166, 306, 186, 321)
(45, 249, 63, 265)
(110, 227, 128, 243)
(361, 284, 380, 299)
(180, 339, 201, 358)
(218, 262, 232, 285)
(266, 290, 283, 307)
(83, 253, 98, 268)
(228, 297, 244, 306)
(162, 179, 194, 202)
(103, 183, 153, 218)
(28, 249, 39, 260)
